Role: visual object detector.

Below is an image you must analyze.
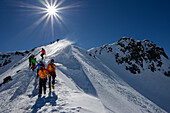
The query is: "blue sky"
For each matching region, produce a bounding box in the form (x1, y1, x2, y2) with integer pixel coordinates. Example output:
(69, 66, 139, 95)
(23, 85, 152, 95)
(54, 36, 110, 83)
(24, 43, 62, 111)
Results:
(0, 0, 169, 57)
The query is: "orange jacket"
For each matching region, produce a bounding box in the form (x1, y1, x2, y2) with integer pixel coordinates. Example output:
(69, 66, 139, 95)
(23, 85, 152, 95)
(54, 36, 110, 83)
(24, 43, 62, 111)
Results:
(40, 50, 46, 54)
(47, 64, 56, 73)
(38, 69, 50, 79)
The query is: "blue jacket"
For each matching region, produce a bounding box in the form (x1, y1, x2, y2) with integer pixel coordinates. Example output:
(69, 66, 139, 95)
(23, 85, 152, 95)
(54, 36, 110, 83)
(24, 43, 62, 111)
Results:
(35, 63, 41, 70)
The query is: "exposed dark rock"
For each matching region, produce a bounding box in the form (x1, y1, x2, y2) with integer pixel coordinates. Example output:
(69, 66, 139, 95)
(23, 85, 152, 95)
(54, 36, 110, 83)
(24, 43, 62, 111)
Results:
(15, 51, 24, 56)
(3, 59, 11, 66)
(126, 64, 141, 74)
(2, 54, 8, 59)
(31, 47, 37, 52)
(164, 71, 170, 77)
(3, 76, 12, 84)
(93, 37, 170, 76)
(157, 61, 162, 67)
(115, 53, 119, 59)
(148, 63, 156, 72)
(108, 47, 113, 53)
(16, 70, 21, 73)
(0, 76, 13, 87)
(25, 50, 30, 54)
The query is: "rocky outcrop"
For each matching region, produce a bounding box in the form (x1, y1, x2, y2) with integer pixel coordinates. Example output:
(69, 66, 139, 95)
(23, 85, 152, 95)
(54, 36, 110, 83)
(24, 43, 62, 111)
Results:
(0, 50, 30, 68)
(115, 38, 169, 75)
(90, 37, 170, 76)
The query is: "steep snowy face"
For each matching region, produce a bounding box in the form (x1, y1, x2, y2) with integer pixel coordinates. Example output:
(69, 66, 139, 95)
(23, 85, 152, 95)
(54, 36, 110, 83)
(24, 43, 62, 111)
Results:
(0, 51, 30, 75)
(0, 40, 106, 113)
(44, 41, 98, 96)
(89, 37, 170, 112)
(47, 42, 166, 113)
(0, 39, 168, 113)
(89, 37, 170, 76)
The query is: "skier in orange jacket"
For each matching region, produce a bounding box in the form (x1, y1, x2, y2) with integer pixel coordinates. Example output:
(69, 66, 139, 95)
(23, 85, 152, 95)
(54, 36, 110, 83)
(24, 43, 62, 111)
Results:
(37, 63, 50, 97)
(47, 59, 56, 91)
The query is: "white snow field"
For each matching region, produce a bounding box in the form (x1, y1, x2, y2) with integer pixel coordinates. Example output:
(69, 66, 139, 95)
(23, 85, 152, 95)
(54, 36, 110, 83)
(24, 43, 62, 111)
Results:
(0, 39, 169, 113)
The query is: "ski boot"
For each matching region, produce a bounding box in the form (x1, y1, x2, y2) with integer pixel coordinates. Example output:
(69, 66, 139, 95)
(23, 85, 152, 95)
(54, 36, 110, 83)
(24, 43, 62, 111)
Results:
(52, 84, 54, 89)
(38, 94, 42, 97)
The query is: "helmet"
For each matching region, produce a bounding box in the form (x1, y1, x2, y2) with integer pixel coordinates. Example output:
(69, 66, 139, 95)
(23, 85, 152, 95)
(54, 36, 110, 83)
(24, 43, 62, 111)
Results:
(51, 59, 54, 63)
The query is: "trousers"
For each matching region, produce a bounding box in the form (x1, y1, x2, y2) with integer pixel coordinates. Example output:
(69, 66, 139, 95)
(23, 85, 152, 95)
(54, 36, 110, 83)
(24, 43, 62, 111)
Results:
(39, 78, 47, 95)
(49, 72, 56, 89)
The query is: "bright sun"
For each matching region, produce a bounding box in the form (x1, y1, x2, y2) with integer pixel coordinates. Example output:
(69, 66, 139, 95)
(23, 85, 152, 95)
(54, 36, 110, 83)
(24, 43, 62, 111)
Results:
(47, 5, 56, 16)
(19, 0, 80, 39)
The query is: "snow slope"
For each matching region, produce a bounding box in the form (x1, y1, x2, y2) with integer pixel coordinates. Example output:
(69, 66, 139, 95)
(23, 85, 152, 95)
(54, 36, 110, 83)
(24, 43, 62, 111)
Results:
(0, 40, 105, 113)
(0, 39, 168, 113)
(0, 51, 28, 78)
(89, 38, 170, 112)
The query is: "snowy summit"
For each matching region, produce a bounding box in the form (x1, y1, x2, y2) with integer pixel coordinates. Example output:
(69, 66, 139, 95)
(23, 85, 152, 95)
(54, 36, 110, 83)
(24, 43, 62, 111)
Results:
(0, 38, 170, 113)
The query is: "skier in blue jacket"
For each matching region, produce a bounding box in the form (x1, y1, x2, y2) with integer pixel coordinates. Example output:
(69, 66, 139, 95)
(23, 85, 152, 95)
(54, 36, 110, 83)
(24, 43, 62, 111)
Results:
(35, 61, 44, 78)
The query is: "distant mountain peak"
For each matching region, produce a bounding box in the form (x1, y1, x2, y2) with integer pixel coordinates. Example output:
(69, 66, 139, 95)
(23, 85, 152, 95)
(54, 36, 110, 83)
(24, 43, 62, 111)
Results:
(0, 38, 170, 112)
(90, 37, 170, 76)
(117, 37, 168, 59)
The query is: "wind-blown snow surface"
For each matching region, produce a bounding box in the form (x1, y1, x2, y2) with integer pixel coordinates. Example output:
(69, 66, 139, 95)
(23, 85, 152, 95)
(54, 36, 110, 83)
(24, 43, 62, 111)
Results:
(89, 40, 170, 112)
(0, 39, 168, 113)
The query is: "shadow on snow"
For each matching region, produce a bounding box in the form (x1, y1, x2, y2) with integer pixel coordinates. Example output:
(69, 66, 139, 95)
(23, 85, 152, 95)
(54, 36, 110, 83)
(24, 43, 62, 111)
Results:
(31, 92, 58, 113)
(28, 78, 39, 98)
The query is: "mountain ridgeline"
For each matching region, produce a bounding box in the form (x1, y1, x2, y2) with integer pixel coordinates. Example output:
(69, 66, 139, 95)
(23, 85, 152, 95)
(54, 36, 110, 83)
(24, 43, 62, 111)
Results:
(0, 39, 170, 112)
(0, 47, 40, 78)
(0, 38, 169, 77)
(90, 37, 170, 76)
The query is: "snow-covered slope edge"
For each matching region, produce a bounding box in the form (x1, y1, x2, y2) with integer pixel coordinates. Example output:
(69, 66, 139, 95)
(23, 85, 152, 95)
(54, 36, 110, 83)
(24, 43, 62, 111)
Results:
(89, 37, 170, 112)
(0, 40, 105, 113)
(66, 46, 165, 113)
(0, 51, 29, 77)
(0, 39, 168, 113)
(45, 40, 166, 112)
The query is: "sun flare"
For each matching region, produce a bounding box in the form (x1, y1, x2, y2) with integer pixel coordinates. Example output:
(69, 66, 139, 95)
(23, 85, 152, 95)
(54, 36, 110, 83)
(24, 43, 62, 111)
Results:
(19, 0, 80, 39)
(47, 5, 56, 15)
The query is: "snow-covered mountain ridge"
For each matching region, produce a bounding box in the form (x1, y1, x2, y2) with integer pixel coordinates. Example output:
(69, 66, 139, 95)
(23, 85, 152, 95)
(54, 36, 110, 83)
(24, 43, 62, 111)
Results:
(0, 39, 170, 113)
(89, 37, 170, 112)
(0, 47, 38, 76)
(89, 37, 170, 76)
